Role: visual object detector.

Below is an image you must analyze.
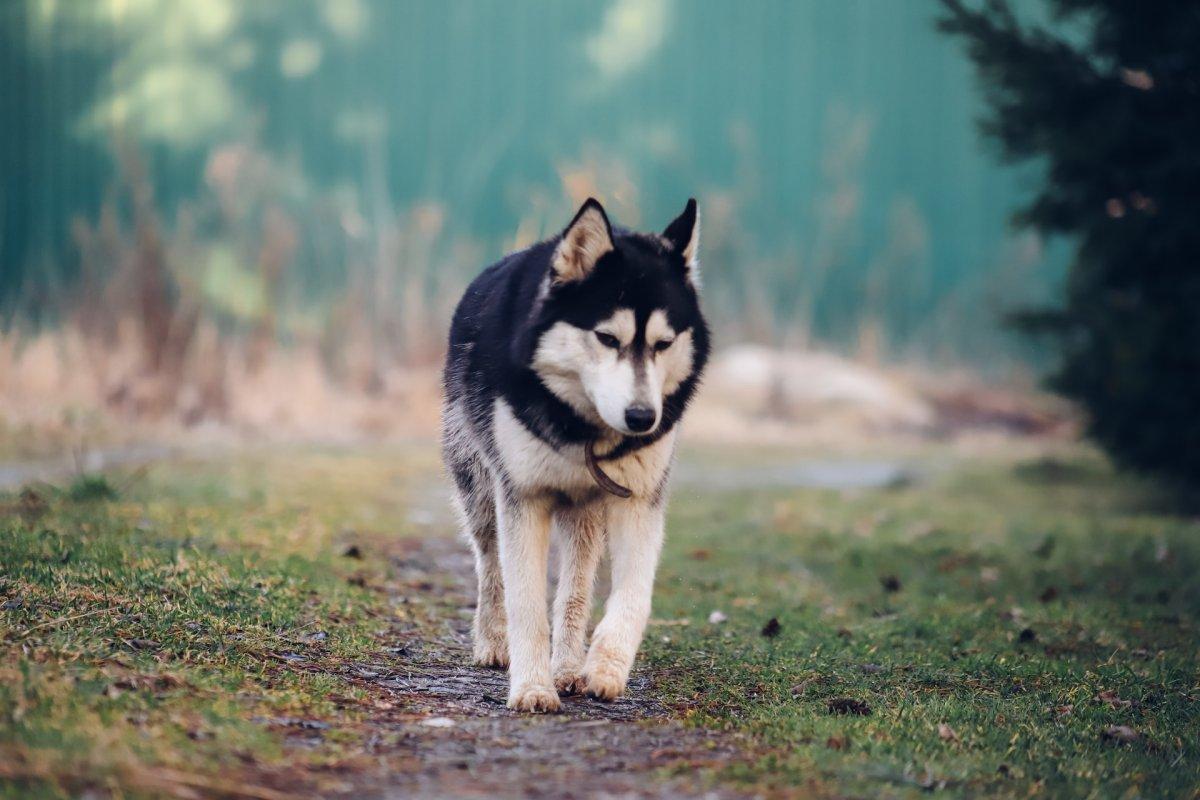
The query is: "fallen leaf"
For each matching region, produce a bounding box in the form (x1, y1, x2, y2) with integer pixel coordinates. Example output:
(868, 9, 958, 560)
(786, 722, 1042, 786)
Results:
(1101, 725, 1140, 744)
(688, 549, 711, 561)
(827, 697, 871, 716)
(1095, 690, 1133, 710)
(937, 723, 959, 742)
(1038, 586, 1059, 603)
(825, 735, 849, 750)
(790, 679, 814, 697)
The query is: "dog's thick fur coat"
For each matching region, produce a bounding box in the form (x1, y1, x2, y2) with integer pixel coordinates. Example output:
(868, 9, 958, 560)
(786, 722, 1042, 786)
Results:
(441, 198, 709, 712)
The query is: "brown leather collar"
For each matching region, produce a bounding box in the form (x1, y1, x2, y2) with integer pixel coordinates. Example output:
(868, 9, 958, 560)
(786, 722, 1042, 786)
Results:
(584, 440, 632, 498)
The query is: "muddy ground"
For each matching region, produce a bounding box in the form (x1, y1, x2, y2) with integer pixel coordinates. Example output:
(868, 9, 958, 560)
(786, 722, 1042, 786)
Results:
(276, 535, 754, 800)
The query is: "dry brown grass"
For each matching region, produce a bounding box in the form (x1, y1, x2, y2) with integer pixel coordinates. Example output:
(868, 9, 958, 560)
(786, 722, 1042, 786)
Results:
(0, 144, 1070, 461)
(1, 143, 458, 455)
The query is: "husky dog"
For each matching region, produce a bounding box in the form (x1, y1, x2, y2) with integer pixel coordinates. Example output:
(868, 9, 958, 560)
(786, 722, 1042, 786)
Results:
(441, 198, 709, 712)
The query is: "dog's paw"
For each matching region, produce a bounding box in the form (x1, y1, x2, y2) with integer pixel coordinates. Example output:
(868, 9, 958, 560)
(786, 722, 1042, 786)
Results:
(582, 641, 630, 701)
(582, 663, 627, 702)
(553, 670, 585, 696)
(507, 683, 561, 713)
(472, 636, 509, 669)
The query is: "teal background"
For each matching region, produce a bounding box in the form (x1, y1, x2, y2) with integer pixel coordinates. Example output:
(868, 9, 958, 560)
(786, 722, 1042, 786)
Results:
(0, 0, 1059, 364)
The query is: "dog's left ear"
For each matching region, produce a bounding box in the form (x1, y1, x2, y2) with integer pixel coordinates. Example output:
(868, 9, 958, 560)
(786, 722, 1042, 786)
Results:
(663, 198, 700, 282)
(552, 198, 614, 285)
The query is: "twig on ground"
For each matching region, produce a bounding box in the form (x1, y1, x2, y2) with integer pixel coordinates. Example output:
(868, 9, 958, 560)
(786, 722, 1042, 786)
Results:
(14, 606, 118, 637)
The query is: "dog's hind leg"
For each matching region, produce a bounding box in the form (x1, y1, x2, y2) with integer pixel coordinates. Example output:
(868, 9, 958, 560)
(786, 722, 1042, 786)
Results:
(583, 499, 666, 701)
(448, 455, 508, 668)
(496, 489, 559, 712)
(550, 505, 604, 695)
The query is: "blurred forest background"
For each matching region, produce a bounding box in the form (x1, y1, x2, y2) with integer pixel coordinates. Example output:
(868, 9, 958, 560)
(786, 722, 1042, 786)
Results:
(0, 0, 1070, 451)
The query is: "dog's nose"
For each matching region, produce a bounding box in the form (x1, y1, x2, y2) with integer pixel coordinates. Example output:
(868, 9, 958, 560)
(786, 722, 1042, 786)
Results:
(624, 405, 656, 433)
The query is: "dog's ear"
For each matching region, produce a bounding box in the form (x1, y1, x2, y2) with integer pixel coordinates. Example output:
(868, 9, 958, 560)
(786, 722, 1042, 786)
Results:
(662, 198, 700, 282)
(551, 198, 614, 285)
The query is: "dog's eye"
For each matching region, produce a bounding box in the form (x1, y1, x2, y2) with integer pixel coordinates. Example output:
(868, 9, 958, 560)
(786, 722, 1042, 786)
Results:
(594, 331, 621, 349)
(653, 338, 675, 353)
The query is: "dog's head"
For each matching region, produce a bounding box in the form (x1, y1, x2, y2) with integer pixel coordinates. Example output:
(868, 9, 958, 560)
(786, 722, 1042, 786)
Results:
(530, 198, 707, 437)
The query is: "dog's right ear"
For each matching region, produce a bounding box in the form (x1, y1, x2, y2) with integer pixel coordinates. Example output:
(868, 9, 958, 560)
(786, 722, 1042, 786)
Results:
(551, 198, 614, 285)
(662, 198, 700, 280)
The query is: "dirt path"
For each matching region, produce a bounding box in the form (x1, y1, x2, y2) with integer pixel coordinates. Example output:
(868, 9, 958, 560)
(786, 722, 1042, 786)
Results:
(305, 535, 753, 800)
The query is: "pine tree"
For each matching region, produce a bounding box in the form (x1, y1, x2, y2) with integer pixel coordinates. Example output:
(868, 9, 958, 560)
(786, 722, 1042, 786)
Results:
(939, 0, 1200, 491)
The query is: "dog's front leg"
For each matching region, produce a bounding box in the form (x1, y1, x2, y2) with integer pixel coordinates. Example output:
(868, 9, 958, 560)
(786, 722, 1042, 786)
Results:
(583, 499, 665, 701)
(550, 506, 604, 695)
(496, 489, 560, 712)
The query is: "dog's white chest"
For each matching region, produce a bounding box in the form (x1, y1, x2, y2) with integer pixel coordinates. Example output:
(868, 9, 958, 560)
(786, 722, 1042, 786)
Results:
(492, 399, 674, 499)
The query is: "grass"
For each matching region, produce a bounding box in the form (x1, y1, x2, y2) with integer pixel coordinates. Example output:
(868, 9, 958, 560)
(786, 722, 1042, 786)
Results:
(648, 450, 1200, 798)
(0, 441, 1197, 798)
(0, 446, 443, 798)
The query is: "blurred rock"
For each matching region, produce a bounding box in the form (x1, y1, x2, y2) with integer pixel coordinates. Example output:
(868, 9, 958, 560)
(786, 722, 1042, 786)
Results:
(697, 345, 1073, 443)
(705, 345, 934, 431)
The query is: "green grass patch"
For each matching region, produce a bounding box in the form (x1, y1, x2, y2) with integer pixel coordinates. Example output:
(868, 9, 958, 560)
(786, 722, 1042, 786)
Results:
(0, 448, 436, 798)
(1, 443, 1197, 798)
(647, 450, 1200, 798)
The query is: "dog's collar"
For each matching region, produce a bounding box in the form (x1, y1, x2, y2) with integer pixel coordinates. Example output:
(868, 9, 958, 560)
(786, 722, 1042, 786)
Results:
(584, 440, 632, 498)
